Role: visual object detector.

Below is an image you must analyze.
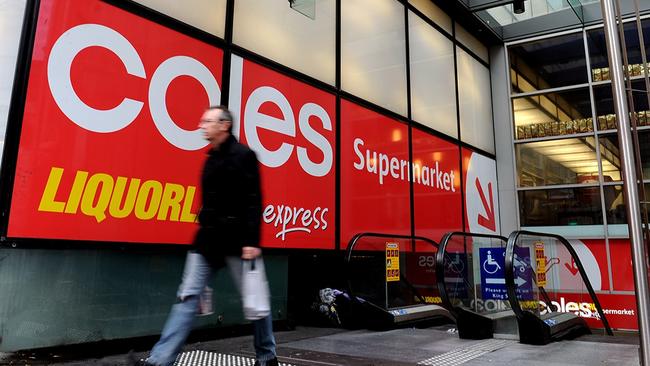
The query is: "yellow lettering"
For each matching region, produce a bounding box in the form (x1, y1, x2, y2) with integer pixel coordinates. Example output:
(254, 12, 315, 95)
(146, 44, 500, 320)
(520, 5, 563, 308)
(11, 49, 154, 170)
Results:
(39, 168, 198, 224)
(81, 173, 113, 223)
(64, 170, 88, 213)
(180, 186, 198, 223)
(109, 177, 140, 218)
(135, 180, 162, 220)
(157, 183, 185, 221)
(38, 167, 66, 213)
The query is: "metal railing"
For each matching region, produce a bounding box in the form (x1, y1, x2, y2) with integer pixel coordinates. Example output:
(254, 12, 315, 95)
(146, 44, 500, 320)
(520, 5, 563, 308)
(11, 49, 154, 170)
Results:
(436, 231, 510, 314)
(504, 230, 613, 335)
(345, 232, 440, 309)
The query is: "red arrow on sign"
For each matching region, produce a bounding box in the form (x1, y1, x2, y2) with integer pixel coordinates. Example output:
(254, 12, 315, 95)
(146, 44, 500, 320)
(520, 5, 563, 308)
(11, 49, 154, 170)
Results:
(475, 178, 496, 231)
(565, 257, 579, 276)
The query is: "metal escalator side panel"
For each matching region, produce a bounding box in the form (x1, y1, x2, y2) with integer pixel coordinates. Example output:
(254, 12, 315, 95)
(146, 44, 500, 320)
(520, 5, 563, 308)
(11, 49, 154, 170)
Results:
(436, 232, 457, 314)
(518, 311, 552, 345)
(390, 304, 455, 324)
(345, 232, 453, 329)
(505, 231, 525, 320)
(506, 230, 613, 344)
(456, 306, 495, 339)
(518, 310, 590, 345)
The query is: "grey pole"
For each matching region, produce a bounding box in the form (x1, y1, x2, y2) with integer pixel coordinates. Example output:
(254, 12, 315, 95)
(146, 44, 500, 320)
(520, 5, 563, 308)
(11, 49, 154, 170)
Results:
(600, 1, 650, 364)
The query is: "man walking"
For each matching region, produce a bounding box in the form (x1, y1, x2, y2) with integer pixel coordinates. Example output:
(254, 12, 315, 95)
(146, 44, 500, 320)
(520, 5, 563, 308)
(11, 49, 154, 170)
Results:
(131, 106, 278, 366)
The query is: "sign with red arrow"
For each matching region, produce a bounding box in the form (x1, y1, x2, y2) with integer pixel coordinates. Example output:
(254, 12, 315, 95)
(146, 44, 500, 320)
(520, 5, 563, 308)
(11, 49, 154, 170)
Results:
(475, 178, 496, 231)
(565, 257, 579, 276)
(463, 149, 500, 234)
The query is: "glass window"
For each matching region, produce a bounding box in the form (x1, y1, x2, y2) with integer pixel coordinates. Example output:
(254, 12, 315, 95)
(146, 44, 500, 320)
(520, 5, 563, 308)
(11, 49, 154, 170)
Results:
(587, 19, 650, 82)
(132, 0, 227, 38)
(513, 88, 592, 140)
(518, 187, 603, 226)
(455, 24, 489, 63)
(408, 11, 457, 137)
(0, 0, 26, 162)
(234, 0, 335, 85)
(598, 134, 621, 182)
(599, 130, 650, 180)
(341, 0, 407, 115)
(509, 32, 587, 93)
(457, 47, 494, 154)
(593, 80, 650, 131)
(604, 184, 626, 225)
(409, 0, 451, 34)
(515, 137, 600, 187)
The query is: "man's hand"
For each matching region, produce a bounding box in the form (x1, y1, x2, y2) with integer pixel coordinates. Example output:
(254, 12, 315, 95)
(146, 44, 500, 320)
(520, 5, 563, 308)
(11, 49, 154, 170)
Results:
(242, 246, 261, 259)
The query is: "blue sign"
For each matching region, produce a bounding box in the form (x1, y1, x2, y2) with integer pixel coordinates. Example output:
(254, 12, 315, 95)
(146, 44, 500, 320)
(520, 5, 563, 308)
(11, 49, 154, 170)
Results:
(443, 252, 468, 299)
(480, 247, 533, 300)
(512, 247, 534, 301)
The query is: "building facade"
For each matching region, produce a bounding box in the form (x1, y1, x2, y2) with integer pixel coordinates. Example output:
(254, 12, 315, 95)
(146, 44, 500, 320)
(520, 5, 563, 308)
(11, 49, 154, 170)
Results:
(0, 0, 645, 351)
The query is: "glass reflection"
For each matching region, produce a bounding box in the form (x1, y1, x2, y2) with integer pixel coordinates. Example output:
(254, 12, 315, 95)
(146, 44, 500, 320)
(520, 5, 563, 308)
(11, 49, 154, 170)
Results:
(519, 188, 603, 226)
(597, 132, 650, 182)
(604, 185, 626, 225)
(587, 19, 650, 82)
(510, 32, 587, 93)
(513, 88, 592, 140)
(516, 137, 599, 187)
(593, 80, 650, 131)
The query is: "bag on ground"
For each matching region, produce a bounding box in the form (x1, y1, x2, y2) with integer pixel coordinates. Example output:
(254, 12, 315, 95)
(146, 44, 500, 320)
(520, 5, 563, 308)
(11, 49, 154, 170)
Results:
(242, 258, 271, 320)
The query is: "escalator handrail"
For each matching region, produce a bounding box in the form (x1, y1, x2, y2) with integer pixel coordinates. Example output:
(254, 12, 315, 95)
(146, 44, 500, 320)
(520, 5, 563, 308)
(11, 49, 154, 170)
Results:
(344, 232, 439, 307)
(504, 230, 614, 336)
(436, 231, 509, 313)
(345, 232, 439, 263)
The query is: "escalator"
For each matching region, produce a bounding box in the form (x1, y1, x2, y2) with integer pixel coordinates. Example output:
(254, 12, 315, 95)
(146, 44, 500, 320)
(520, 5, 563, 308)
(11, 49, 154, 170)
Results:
(436, 232, 519, 339)
(345, 232, 454, 329)
(504, 230, 614, 345)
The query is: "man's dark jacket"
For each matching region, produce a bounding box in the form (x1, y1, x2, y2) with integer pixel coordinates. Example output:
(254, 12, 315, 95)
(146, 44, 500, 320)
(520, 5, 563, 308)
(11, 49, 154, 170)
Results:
(193, 135, 262, 267)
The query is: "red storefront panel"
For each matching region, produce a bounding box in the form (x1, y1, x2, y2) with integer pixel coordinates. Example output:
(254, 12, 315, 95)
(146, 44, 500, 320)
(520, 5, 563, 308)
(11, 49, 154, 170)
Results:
(412, 127, 462, 243)
(610, 239, 635, 291)
(228, 55, 336, 249)
(9, 0, 222, 244)
(340, 100, 410, 248)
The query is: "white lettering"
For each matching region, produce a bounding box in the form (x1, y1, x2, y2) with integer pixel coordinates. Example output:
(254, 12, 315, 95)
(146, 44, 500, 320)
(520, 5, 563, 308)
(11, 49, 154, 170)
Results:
(244, 86, 295, 168)
(48, 23, 220, 151)
(263, 203, 329, 241)
(352, 138, 456, 192)
(149, 56, 219, 151)
(353, 138, 364, 170)
(48, 24, 145, 133)
(297, 103, 333, 177)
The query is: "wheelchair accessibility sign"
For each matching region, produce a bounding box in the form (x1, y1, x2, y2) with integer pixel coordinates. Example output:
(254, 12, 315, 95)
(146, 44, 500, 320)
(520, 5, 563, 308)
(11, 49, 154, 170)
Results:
(479, 247, 533, 300)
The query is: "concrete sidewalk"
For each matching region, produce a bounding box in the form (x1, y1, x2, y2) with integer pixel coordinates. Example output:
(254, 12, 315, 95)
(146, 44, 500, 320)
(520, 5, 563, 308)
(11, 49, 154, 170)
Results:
(0, 325, 641, 366)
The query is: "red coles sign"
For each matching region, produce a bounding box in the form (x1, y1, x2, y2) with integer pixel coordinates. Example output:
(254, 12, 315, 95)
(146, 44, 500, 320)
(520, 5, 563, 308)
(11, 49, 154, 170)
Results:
(9, 0, 222, 244)
(228, 56, 336, 249)
(8, 0, 337, 249)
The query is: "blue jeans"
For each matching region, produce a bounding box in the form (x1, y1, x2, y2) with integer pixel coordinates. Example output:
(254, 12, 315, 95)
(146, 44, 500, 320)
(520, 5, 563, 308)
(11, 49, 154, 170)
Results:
(146, 252, 276, 366)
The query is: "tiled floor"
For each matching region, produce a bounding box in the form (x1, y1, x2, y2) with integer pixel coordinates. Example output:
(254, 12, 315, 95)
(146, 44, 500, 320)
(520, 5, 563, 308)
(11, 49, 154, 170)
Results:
(6, 325, 642, 366)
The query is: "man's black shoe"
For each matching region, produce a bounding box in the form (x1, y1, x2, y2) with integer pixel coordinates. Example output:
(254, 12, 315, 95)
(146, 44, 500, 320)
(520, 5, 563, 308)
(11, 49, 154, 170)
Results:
(254, 357, 279, 366)
(126, 350, 155, 366)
